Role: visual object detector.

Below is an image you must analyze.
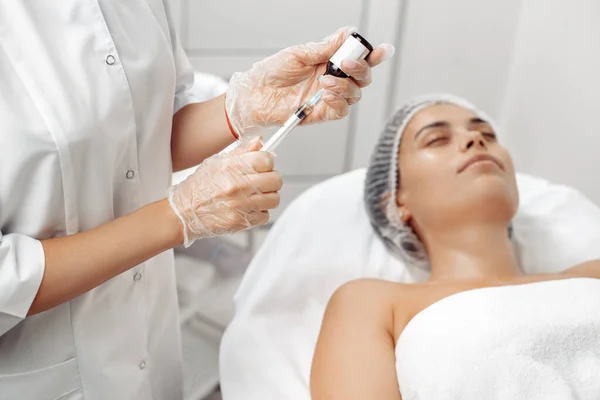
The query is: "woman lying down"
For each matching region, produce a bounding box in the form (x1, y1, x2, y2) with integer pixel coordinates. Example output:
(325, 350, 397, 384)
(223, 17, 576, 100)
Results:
(310, 94, 600, 400)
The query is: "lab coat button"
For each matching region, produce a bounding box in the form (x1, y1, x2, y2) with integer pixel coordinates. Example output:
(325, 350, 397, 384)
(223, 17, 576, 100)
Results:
(133, 272, 142, 282)
(139, 361, 146, 370)
(105, 55, 116, 65)
(126, 170, 135, 179)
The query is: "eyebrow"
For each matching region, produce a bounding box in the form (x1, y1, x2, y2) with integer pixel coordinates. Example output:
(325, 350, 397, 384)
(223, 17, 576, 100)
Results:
(469, 117, 489, 125)
(414, 117, 491, 139)
(414, 121, 449, 139)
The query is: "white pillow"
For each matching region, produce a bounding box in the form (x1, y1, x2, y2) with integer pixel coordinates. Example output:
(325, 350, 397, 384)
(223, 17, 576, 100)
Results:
(219, 169, 600, 400)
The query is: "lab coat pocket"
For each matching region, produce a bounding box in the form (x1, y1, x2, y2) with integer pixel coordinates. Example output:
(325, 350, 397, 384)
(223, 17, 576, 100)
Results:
(0, 357, 83, 400)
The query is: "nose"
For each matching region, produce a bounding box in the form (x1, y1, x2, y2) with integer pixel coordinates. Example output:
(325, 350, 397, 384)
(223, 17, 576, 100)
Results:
(461, 130, 487, 152)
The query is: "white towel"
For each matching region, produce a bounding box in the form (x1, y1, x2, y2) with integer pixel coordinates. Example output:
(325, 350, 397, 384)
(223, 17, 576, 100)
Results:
(395, 278, 600, 399)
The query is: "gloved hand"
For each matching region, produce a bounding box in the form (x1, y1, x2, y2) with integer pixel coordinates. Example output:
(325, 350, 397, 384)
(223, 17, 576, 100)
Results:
(168, 137, 282, 247)
(225, 26, 395, 136)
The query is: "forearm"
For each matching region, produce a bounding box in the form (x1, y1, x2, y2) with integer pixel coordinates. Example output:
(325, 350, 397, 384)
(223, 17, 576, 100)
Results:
(171, 93, 237, 172)
(29, 199, 183, 315)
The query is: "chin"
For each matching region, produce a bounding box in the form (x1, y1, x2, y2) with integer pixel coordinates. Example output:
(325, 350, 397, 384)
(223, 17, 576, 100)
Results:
(470, 176, 518, 218)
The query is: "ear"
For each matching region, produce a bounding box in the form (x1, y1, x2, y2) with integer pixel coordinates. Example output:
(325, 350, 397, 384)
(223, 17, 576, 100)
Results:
(396, 186, 412, 223)
(397, 204, 412, 223)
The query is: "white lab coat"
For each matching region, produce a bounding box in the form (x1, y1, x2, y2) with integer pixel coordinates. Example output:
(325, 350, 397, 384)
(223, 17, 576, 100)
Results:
(0, 1, 198, 399)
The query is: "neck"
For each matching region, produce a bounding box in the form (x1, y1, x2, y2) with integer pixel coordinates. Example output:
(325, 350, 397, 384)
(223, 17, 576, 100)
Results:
(425, 223, 521, 282)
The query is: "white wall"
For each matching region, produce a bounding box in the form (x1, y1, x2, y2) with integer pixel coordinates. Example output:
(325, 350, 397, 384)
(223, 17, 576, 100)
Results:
(391, 0, 523, 119)
(500, 0, 600, 204)
(172, 0, 600, 211)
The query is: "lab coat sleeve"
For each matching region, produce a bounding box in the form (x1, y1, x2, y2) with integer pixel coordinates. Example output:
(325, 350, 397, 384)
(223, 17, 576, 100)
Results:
(163, 0, 200, 114)
(0, 230, 45, 336)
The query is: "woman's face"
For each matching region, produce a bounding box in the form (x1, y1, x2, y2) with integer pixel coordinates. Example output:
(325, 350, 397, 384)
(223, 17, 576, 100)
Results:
(396, 104, 518, 233)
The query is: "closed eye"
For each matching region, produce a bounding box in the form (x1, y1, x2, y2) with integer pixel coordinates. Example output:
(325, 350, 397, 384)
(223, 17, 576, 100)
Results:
(427, 135, 449, 146)
(482, 132, 497, 140)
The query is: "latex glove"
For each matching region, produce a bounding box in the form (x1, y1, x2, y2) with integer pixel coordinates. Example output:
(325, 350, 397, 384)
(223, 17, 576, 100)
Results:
(225, 26, 395, 136)
(168, 137, 282, 247)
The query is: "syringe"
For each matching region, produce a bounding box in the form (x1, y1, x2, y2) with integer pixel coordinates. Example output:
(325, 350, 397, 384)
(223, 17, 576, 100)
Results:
(260, 89, 324, 153)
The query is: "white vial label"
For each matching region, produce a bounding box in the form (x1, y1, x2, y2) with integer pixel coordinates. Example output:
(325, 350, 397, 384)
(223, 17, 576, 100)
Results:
(330, 36, 370, 74)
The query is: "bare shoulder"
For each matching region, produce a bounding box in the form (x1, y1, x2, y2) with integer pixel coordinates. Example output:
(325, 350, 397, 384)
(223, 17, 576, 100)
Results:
(329, 278, 408, 299)
(327, 279, 413, 313)
(313, 279, 412, 399)
(561, 259, 600, 279)
(324, 279, 419, 337)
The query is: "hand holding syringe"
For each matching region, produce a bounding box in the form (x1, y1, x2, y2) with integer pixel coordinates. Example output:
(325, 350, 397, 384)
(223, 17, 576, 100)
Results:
(260, 32, 374, 154)
(218, 32, 378, 156)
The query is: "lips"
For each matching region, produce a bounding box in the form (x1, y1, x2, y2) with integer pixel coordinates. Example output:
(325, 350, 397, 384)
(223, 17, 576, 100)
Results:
(458, 153, 504, 173)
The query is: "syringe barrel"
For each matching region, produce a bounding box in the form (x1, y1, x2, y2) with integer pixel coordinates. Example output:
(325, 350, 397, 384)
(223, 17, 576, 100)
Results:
(261, 114, 303, 152)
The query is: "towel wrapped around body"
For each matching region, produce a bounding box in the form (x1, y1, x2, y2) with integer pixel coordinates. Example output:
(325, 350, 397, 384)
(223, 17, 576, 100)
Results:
(395, 278, 600, 399)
